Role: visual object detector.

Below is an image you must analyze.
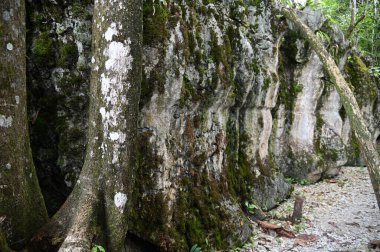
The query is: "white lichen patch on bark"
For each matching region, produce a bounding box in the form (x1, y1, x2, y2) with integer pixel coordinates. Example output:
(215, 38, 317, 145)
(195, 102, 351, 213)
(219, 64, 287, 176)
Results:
(6, 43, 13, 51)
(15, 96, 19, 104)
(118, 2, 124, 10)
(105, 42, 131, 71)
(114, 192, 127, 213)
(104, 22, 118, 41)
(0, 115, 13, 127)
(2, 10, 13, 21)
(99, 23, 133, 165)
(109, 131, 126, 142)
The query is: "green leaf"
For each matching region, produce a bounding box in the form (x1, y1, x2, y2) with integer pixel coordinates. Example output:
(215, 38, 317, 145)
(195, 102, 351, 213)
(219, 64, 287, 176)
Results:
(91, 245, 106, 252)
(190, 244, 202, 252)
(245, 201, 258, 213)
(316, 30, 331, 44)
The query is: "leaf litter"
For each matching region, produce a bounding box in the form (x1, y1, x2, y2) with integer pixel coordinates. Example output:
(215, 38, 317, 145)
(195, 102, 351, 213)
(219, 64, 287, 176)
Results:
(239, 167, 380, 252)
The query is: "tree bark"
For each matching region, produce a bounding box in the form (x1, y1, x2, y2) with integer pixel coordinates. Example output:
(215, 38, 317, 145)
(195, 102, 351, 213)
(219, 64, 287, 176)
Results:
(277, 5, 380, 209)
(290, 196, 304, 224)
(30, 0, 142, 251)
(0, 0, 48, 249)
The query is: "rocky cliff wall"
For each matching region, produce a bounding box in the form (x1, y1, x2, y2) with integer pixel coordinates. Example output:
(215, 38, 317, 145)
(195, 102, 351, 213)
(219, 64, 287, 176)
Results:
(25, 0, 380, 250)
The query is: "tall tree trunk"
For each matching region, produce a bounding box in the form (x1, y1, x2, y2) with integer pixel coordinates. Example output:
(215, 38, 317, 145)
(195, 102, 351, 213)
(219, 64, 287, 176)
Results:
(0, 0, 48, 249)
(277, 5, 380, 209)
(30, 0, 142, 251)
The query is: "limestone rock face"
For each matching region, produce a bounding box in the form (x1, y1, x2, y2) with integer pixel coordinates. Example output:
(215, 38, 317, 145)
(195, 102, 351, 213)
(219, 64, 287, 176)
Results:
(27, 0, 93, 214)
(26, 0, 379, 250)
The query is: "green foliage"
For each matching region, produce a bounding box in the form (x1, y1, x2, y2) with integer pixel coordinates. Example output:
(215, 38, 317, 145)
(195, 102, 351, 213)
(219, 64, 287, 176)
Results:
(285, 177, 295, 184)
(231, 248, 241, 252)
(313, 0, 379, 68)
(230, 236, 256, 251)
(299, 179, 309, 185)
(279, 0, 296, 8)
(91, 244, 106, 252)
(292, 220, 307, 232)
(190, 244, 202, 252)
(286, 177, 310, 185)
(316, 30, 331, 44)
(329, 44, 340, 60)
(277, 0, 379, 68)
(244, 201, 259, 214)
(277, 0, 379, 85)
(317, 0, 343, 24)
(306, 0, 319, 9)
(249, 0, 261, 6)
(369, 66, 380, 77)
(292, 83, 303, 94)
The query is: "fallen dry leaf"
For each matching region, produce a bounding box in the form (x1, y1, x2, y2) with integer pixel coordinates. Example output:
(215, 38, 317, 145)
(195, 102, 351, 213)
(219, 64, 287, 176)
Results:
(294, 234, 318, 245)
(255, 220, 280, 230)
(253, 219, 296, 238)
(276, 228, 296, 238)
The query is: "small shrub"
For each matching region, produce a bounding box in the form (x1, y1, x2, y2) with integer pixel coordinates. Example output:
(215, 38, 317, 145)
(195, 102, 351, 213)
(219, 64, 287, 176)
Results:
(91, 244, 106, 252)
(190, 244, 202, 252)
(245, 201, 259, 214)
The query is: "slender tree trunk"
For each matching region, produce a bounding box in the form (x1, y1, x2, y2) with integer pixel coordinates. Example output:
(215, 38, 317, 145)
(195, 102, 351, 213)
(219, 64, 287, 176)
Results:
(277, 6, 380, 209)
(346, 0, 368, 39)
(0, 0, 48, 249)
(30, 0, 142, 251)
(372, 0, 378, 60)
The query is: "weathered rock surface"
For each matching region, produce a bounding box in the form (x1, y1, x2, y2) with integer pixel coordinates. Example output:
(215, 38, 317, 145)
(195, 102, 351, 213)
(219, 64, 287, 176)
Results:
(25, 0, 380, 250)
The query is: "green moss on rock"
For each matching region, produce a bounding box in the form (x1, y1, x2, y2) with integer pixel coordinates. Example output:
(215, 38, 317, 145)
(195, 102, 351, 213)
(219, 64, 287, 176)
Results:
(58, 41, 78, 68)
(143, 3, 169, 46)
(71, 2, 90, 19)
(351, 134, 361, 160)
(130, 121, 248, 251)
(346, 53, 378, 106)
(170, 171, 235, 251)
(32, 32, 53, 58)
(225, 121, 255, 201)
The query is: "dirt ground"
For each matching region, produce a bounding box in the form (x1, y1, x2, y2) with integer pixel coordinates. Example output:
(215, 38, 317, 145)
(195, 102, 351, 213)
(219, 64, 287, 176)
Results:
(238, 166, 380, 252)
